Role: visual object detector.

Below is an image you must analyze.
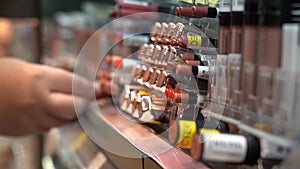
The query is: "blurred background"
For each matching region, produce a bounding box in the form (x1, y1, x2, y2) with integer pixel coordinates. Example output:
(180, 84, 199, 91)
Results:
(0, 0, 115, 168)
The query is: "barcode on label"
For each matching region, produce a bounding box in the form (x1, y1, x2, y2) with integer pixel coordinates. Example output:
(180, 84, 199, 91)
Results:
(232, 0, 245, 12)
(219, 0, 231, 12)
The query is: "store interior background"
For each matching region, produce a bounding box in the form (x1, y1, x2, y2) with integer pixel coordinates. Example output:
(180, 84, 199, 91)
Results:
(0, 0, 115, 168)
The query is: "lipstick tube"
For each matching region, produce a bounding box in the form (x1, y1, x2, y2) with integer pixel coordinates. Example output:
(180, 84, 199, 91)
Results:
(228, 0, 244, 117)
(111, 8, 159, 20)
(215, 0, 231, 104)
(175, 6, 219, 18)
(119, 0, 158, 12)
(172, 92, 204, 105)
(179, 53, 210, 66)
(255, 0, 291, 127)
(241, 0, 259, 123)
(175, 65, 209, 79)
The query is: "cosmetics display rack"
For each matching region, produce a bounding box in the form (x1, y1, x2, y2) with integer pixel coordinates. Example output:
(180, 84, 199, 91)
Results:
(68, 0, 300, 168)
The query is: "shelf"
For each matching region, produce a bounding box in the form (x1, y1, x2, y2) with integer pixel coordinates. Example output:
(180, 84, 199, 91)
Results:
(81, 99, 209, 169)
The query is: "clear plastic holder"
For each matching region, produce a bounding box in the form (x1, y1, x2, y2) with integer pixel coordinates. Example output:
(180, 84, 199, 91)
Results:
(272, 70, 296, 137)
(138, 43, 148, 62)
(216, 55, 229, 105)
(208, 55, 217, 102)
(242, 63, 258, 125)
(291, 73, 300, 141)
(188, 17, 219, 39)
(228, 54, 242, 119)
(267, 70, 300, 140)
(255, 66, 275, 133)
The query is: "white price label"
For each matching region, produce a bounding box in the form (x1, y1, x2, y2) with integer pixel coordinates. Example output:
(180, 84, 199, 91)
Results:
(202, 134, 247, 163)
(219, 0, 232, 12)
(232, 0, 245, 12)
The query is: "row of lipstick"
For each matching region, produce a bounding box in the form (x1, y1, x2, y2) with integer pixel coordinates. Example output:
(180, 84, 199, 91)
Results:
(150, 22, 213, 49)
(110, 0, 219, 19)
(137, 44, 211, 78)
(119, 88, 158, 123)
(132, 63, 208, 96)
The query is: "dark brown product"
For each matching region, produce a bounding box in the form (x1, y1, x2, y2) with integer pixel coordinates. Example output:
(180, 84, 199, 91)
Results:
(132, 65, 144, 81)
(243, 26, 258, 65)
(156, 71, 169, 87)
(241, 0, 259, 113)
(218, 25, 231, 55)
(197, 78, 209, 92)
(149, 69, 160, 84)
(193, 6, 218, 18)
(175, 6, 218, 18)
(257, 0, 290, 69)
(257, 27, 282, 68)
(255, 0, 287, 115)
(142, 68, 152, 82)
(176, 6, 193, 17)
(218, 0, 231, 54)
(230, 25, 243, 54)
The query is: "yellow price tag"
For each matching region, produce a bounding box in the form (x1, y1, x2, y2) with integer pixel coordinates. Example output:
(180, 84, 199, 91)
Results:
(177, 120, 196, 149)
(200, 128, 220, 134)
(71, 132, 88, 152)
(253, 123, 272, 133)
(208, 0, 219, 7)
(187, 36, 202, 47)
(139, 90, 150, 96)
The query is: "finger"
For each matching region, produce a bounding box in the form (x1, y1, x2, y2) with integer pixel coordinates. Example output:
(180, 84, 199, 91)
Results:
(46, 93, 89, 121)
(39, 114, 73, 131)
(98, 79, 119, 96)
(41, 65, 95, 99)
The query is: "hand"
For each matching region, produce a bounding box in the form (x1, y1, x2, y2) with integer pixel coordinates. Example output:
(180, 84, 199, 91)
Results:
(0, 58, 95, 136)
